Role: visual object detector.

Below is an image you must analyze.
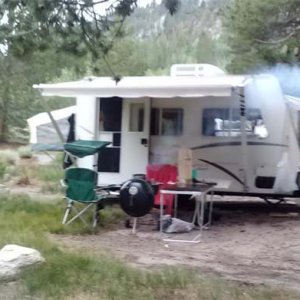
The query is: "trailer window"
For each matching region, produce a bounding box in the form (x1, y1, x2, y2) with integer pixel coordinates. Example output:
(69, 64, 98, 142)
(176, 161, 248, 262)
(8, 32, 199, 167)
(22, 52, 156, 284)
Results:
(162, 108, 183, 136)
(150, 108, 184, 136)
(100, 97, 122, 132)
(202, 108, 268, 138)
(129, 103, 144, 132)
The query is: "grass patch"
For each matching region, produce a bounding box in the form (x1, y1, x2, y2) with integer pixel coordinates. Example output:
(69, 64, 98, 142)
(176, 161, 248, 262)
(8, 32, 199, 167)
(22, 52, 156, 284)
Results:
(41, 182, 64, 194)
(28, 164, 63, 183)
(16, 163, 64, 192)
(17, 152, 64, 185)
(0, 150, 18, 180)
(0, 194, 299, 300)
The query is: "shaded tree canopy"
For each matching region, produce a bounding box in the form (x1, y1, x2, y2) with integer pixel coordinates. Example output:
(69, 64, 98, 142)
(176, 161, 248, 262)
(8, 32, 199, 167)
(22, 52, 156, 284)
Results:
(224, 0, 300, 73)
(0, 0, 183, 142)
(0, 0, 139, 59)
(164, 0, 180, 15)
(0, 0, 179, 59)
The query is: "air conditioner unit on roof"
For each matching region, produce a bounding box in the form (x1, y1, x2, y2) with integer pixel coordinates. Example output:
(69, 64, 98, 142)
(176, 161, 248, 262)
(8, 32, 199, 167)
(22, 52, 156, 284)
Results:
(170, 64, 225, 77)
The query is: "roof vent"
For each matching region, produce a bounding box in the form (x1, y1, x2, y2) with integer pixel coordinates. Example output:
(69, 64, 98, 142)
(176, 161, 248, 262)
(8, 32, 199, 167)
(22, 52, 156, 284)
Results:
(170, 64, 225, 77)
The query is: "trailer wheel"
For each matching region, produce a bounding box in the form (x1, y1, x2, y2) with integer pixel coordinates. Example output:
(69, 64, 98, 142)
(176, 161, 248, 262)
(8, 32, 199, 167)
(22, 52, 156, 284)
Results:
(263, 198, 284, 205)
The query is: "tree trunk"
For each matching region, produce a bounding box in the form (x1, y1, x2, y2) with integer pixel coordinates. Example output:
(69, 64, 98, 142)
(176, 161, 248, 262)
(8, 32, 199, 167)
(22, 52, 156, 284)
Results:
(0, 115, 8, 142)
(0, 87, 10, 143)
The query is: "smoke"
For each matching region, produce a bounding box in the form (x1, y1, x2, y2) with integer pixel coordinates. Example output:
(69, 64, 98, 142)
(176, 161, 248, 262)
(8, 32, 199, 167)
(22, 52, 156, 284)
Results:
(255, 64, 300, 97)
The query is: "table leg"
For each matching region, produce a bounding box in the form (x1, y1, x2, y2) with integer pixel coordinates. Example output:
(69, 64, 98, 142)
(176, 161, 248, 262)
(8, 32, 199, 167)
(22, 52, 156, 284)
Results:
(192, 195, 200, 224)
(199, 192, 205, 235)
(208, 191, 214, 226)
(174, 194, 178, 218)
(160, 192, 164, 233)
(191, 194, 203, 242)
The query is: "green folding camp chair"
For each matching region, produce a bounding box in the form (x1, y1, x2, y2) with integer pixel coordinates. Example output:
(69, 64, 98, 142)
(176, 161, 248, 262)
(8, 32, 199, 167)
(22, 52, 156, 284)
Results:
(62, 167, 111, 228)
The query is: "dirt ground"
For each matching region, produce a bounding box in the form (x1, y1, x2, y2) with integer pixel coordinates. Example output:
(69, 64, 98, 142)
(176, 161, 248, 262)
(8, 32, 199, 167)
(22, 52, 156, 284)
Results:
(53, 197, 300, 292)
(2, 150, 300, 293)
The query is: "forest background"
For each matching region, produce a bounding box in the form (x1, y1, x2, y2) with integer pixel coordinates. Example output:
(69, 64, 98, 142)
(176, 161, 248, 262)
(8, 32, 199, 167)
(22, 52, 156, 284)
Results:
(0, 0, 300, 142)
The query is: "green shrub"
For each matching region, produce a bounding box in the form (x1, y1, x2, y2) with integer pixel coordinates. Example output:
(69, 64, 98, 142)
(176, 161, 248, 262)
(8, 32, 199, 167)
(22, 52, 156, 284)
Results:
(8, 127, 29, 144)
(5, 165, 18, 177)
(18, 146, 33, 159)
(0, 160, 6, 179)
(0, 150, 18, 165)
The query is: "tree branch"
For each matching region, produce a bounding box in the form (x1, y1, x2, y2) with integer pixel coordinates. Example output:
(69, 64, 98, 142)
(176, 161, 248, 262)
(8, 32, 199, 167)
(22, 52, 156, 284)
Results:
(255, 24, 300, 44)
(5, 28, 38, 39)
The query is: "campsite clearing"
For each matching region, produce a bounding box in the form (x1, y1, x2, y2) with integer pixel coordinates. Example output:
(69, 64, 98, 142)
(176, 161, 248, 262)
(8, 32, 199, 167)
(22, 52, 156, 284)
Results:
(52, 198, 300, 292)
(2, 148, 300, 298)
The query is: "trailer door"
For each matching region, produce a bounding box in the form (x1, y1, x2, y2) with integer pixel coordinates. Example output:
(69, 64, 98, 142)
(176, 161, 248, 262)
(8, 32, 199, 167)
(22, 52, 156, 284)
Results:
(120, 98, 150, 181)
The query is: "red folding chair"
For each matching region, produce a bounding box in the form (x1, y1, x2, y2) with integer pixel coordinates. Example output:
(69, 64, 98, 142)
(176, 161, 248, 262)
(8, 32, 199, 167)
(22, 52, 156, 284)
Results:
(146, 164, 178, 215)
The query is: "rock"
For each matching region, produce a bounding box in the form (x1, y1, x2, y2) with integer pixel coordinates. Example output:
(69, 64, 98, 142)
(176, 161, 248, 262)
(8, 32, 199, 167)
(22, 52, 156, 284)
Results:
(0, 244, 45, 281)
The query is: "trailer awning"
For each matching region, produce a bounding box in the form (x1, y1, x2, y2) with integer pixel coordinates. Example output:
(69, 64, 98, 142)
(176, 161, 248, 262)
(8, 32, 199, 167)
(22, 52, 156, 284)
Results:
(33, 75, 251, 98)
(64, 140, 111, 158)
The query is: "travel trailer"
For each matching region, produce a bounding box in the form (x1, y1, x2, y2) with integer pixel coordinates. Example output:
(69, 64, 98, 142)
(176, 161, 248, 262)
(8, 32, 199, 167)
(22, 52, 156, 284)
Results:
(33, 64, 300, 201)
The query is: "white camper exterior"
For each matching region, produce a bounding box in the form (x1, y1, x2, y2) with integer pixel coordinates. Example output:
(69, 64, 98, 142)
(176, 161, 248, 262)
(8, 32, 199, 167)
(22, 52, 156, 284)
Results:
(34, 65, 300, 199)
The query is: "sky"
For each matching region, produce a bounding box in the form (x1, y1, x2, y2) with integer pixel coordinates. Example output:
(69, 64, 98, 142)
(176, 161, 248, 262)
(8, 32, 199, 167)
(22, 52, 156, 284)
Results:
(95, 0, 162, 14)
(137, 0, 162, 7)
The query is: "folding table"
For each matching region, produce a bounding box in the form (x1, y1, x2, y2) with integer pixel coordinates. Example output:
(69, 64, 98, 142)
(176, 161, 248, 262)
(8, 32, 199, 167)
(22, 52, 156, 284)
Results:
(160, 182, 216, 243)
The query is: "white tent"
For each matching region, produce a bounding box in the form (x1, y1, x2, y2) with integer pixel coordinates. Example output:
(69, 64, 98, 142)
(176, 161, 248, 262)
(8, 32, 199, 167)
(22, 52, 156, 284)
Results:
(27, 106, 76, 151)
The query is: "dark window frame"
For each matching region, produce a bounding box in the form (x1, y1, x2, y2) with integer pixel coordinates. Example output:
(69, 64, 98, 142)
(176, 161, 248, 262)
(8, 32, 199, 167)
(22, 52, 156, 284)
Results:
(150, 107, 184, 136)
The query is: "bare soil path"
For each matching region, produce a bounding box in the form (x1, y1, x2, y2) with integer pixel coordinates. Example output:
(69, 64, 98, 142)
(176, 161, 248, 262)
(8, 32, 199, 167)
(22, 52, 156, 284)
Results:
(53, 198, 300, 292)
